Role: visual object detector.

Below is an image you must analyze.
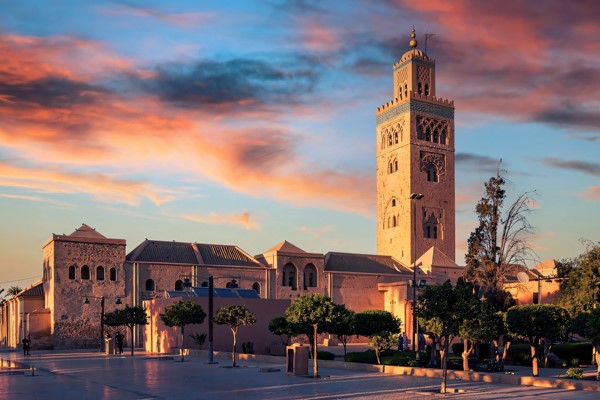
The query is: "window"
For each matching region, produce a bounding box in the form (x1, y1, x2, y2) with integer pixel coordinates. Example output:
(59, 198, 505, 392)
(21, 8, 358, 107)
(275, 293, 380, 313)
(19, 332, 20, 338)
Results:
(424, 214, 440, 239)
(393, 215, 397, 227)
(252, 282, 261, 295)
(404, 84, 407, 98)
(391, 199, 396, 207)
(81, 265, 90, 280)
(175, 280, 183, 291)
(201, 281, 208, 287)
(304, 264, 318, 289)
(68, 265, 76, 280)
(388, 134, 392, 146)
(283, 263, 297, 290)
(96, 266, 104, 281)
(110, 268, 117, 281)
(394, 160, 398, 172)
(426, 164, 438, 182)
(146, 279, 155, 291)
(418, 82, 422, 95)
(425, 84, 430, 96)
(394, 131, 398, 144)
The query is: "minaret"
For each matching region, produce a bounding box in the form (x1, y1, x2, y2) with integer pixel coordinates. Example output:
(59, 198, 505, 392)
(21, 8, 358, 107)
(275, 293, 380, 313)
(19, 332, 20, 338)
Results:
(375, 27, 455, 266)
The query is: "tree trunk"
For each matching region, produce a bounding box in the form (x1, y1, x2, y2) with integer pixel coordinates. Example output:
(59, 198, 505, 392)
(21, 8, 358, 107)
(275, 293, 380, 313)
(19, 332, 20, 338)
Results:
(232, 327, 238, 367)
(543, 338, 551, 368)
(429, 339, 437, 368)
(530, 337, 539, 377)
(181, 325, 185, 362)
(440, 335, 449, 394)
(501, 340, 511, 370)
(462, 338, 473, 371)
(313, 324, 318, 378)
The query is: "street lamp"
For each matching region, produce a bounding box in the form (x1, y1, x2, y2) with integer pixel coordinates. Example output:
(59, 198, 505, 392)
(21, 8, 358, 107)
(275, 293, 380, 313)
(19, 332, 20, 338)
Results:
(534, 275, 561, 304)
(83, 296, 122, 352)
(409, 193, 424, 358)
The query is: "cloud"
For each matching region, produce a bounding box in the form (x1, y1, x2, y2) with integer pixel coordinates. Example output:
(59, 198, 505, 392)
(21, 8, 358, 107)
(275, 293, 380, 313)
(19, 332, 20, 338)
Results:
(578, 186, 600, 202)
(179, 211, 259, 230)
(456, 153, 502, 169)
(538, 158, 600, 177)
(0, 161, 174, 206)
(0, 193, 74, 208)
(103, 2, 215, 29)
(299, 225, 332, 240)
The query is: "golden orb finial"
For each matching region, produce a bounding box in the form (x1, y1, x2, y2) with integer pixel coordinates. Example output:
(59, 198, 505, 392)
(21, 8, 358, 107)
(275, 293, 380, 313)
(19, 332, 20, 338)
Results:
(409, 26, 418, 49)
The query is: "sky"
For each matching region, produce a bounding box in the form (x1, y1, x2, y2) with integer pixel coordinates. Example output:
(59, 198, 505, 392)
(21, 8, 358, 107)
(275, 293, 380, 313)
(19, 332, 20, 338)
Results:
(0, 0, 598, 294)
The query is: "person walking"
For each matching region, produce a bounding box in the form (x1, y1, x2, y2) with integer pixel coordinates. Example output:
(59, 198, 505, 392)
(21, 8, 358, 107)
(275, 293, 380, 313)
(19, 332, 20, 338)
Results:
(115, 332, 124, 354)
(22, 336, 30, 356)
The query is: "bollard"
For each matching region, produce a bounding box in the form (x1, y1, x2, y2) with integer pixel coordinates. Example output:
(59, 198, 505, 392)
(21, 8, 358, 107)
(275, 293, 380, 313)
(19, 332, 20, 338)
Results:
(31, 365, 34, 376)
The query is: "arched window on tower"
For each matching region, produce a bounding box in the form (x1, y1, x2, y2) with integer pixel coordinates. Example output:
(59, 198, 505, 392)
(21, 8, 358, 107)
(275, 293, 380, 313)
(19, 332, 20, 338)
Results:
(304, 264, 318, 289)
(394, 131, 398, 144)
(404, 84, 408, 98)
(391, 199, 396, 207)
(425, 84, 430, 96)
(388, 162, 393, 174)
(81, 265, 90, 280)
(252, 282, 261, 296)
(96, 266, 104, 281)
(110, 267, 117, 281)
(418, 82, 422, 95)
(146, 279, 155, 291)
(388, 134, 392, 146)
(283, 263, 297, 290)
(425, 163, 439, 183)
(394, 160, 398, 172)
(392, 215, 397, 227)
(424, 214, 440, 239)
(69, 265, 76, 280)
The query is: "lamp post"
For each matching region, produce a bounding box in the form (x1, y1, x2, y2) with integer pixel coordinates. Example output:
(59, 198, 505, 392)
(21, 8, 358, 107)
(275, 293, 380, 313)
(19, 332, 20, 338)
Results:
(535, 275, 560, 304)
(83, 296, 122, 352)
(409, 193, 424, 358)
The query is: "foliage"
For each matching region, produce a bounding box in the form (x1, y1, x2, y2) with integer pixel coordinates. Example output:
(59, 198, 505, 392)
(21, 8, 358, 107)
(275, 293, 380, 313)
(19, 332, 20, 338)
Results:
(417, 280, 476, 392)
(506, 343, 539, 366)
(285, 294, 336, 377)
(463, 172, 536, 294)
(321, 304, 355, 356)
(583, 306, 600, 380)
(103, 305, 148, 357)
(565, 367, 583, 379)
(189, 333, 207, 349)
(354, 310, 401, 365)
(505, 304, 570, 376)
(6, 286, 22, 297)
(214, 305, 256, 367)
(268, 317, 294, 346)
(459, 297, 503, 370)
(558, 243, 600, 316)
(160, 300, 207, 362)
(317, 351, 335, 360)
(344, 350, 429, 366)
(552, 343, 593, 366)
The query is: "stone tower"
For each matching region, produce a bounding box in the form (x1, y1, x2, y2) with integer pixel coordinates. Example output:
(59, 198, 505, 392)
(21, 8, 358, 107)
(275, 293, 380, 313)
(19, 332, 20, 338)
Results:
(376, 28, 455, 267)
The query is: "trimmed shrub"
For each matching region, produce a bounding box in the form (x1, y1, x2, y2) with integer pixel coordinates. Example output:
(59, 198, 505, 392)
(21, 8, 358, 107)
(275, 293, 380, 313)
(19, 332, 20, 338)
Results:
(317, 351, 335, 360)
(345, 350, 378, 364)
(451, 342, 492, 360)
(345, 350, 430, 366)
(552, 343, 593, 366)
(506, 343, 543, 366)
(451, 343, 463, 355)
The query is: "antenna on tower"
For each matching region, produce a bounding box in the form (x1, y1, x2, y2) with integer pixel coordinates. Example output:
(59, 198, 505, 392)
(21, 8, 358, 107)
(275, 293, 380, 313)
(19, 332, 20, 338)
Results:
(424, 33, 436, 54)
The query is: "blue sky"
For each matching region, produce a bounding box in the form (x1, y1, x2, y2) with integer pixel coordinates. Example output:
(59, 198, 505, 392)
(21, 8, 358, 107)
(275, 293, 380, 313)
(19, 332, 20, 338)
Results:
(0, 0, 598, 293)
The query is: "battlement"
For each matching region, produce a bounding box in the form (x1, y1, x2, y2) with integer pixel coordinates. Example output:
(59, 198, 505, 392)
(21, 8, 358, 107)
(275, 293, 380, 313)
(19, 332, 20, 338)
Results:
(376, 92, 454, 115)
(393, 50, 434, 68)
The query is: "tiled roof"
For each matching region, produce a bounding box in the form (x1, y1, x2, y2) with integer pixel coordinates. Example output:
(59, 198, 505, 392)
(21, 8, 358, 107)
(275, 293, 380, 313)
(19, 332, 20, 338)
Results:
(196, 244, 263, 267)
(126, 240, 199, 264)
(17, 280, 44, 297)
(265, 240, 306, 254)
(324, 252, 406, 275)
(417, 246, 459, 269)
(68, 223, 107, 239)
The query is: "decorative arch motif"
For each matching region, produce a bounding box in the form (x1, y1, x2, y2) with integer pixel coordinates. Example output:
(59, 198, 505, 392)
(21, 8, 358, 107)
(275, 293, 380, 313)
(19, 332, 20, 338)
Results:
(420, 152, 445, 182)
(68, 265, 76, 280)
(304, 264, 318, 289)
(252, 282, 261, 296)
(423, 209, 443, 239)
(282, 263, 297, 290)
(416, 115, 448, 145)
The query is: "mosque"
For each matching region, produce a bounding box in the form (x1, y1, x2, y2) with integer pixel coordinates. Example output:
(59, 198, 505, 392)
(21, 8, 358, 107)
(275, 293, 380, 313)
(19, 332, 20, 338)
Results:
(1, 30, 467, 351)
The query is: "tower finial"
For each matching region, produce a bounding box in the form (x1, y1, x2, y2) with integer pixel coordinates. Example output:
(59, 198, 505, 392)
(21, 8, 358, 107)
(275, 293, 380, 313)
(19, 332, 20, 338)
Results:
(409, 26, 418, 49)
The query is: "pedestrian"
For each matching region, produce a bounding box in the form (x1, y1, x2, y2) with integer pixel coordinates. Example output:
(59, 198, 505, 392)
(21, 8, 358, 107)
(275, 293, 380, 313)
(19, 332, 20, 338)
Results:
(22, 336, 30, 356)
(418, 333, 426, 352)
(402, 332, 409, 351)
(398, 333, 404, 351)
(116, 331, 124, 354)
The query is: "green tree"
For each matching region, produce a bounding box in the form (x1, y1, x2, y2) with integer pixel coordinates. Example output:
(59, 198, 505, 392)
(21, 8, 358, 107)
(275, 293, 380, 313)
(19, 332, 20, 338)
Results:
(6, 286, 22, 297)
(421, 317, 444, 368)
(459, 300, 503, 371)
(558, 243, 600, 316)
(418, 280, 472, 393)
(505, 304, 570, 377)
(463, 171, 536, 295)
(268, 317, 294, 346)
(322, 304, 355, 356)
(354, 310, 400, 365)
(103, 305, 148, 357)
(583, 307, 600, 380)
(214, 305, 256, 367)
(160, 300, 207, 362)
(285, 294, 336, 377)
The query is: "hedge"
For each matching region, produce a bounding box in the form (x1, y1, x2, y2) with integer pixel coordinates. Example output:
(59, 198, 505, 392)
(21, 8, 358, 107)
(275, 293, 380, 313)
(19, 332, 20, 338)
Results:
(345, 350, 429, 366)
(451, 342, 492, 360)
(317, 351, 336, 360)
(551, 343, 593, 366)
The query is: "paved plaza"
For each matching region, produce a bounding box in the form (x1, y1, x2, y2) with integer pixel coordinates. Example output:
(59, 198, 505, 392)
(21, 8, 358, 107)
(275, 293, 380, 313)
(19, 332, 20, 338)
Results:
(1, 350, 598, 400)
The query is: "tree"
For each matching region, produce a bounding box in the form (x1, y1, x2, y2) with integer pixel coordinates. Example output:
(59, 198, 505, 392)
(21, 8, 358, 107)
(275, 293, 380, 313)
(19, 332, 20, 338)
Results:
(103, 305, 148, 357)
(160, 300, 207, 362)
(322, 304, 355, 357)
(558, 242, 600, 316)
(418, 280, 472, 393)
(214, 305, 256, 367)
(505, 304, 570, 377)
(459, 300, 503, 371)
(421, 317, 444, 368)
(583, 307, 600, 380)
(268, 317, 294, 346)
(463, 171, 536, 295)
(285, 294, 336, 378)
(354, 310, 400, 365)
(6, 286, 22, 297)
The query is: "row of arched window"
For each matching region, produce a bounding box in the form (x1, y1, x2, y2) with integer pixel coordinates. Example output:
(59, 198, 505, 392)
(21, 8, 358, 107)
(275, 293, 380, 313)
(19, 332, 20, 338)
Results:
(388, 158, 398, 174)
(281, 263, 318, 291)
(69, 265, 117, 281)
(416, 116, 448, 146)
(380, 124, 402, 150)
(423, 212, 442, 239)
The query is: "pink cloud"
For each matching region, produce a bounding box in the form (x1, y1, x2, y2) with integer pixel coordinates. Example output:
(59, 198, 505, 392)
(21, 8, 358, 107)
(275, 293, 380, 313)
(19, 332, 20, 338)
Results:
(579, 186, 600, 202)
(297, 19, 341, 52)
(179, 211, 259, 230)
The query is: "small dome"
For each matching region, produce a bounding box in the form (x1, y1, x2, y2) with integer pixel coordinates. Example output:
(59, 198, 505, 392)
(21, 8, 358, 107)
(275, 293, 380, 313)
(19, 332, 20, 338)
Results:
(400, 49, 429, 63)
